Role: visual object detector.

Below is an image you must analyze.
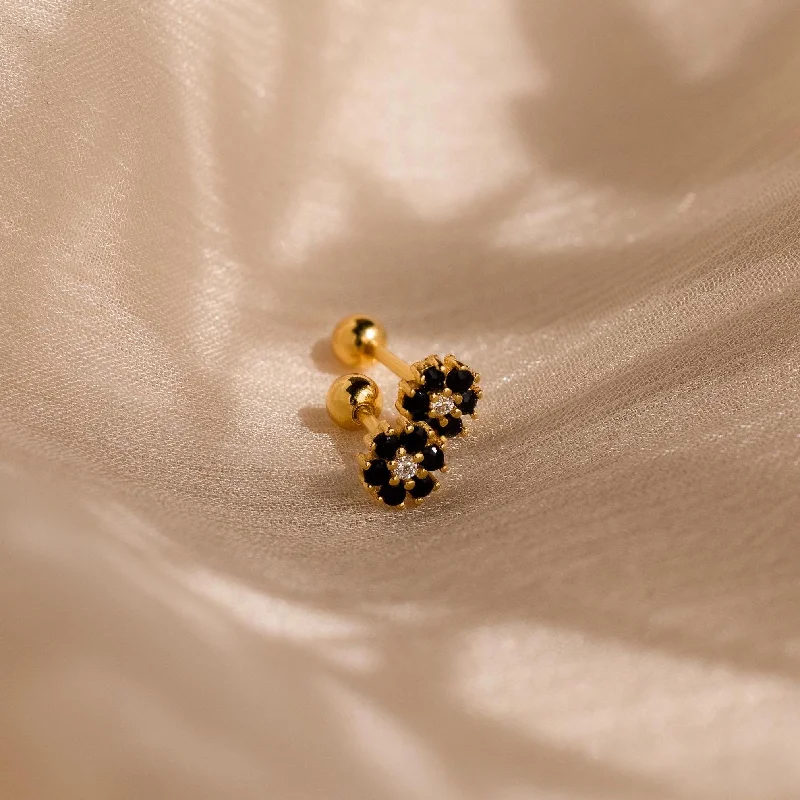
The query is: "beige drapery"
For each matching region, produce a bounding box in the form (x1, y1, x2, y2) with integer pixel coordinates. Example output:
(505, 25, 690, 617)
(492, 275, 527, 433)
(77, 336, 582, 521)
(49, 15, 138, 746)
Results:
(1, 1, 799, 798)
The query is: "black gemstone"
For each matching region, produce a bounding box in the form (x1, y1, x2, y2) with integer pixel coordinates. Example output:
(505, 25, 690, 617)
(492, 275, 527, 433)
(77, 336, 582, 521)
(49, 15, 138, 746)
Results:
(459, 389, 478, 415)
(402, 390, 430, 421)
(421, 444, 445, 472)
(378, 483, 406, 506)
(435, 415, 463, 438)
(421, 366, 445, 392)
(363, 459, 390, 487)
(410, 475, 435, 499)
(373, 433, 400, 460)
(400, 425, 428, 454)
(446, 368, 474, 392)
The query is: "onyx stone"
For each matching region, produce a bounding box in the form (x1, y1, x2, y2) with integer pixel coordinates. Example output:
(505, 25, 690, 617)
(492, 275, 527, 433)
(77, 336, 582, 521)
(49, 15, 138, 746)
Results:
(459, 388, 478, 415)
(373, 433, 400, 460)
(434, 415, 463, 438)
(421, 366, 445, 392)
(421, 444, 445, 472)
(402, 390, 430, 421)
(446, 368, 474, 393)
(363, 459, 390, 487)
(409, 475, 435, 499)
(401, 425, 428, 454)
(378, 483, 406, 506)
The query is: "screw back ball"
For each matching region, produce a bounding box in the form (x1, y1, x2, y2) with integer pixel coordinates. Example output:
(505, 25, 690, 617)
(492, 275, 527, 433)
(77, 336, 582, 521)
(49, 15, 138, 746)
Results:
(331, 315, 388, 368)
(326, 374, 383, 430)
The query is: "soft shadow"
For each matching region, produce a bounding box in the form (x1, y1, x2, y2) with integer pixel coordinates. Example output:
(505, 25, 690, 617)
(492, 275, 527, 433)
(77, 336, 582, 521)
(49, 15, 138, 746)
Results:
(298, 404, 357, 470)
(311, 336, 343, 376)
(513, 0, 800, 193)
(298, 405, 333, 436)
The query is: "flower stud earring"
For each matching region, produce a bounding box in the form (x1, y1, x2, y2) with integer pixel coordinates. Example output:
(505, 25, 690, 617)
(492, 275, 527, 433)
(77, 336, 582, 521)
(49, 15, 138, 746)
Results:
(331, 315, 482, 439)
(326, 373, 448, 508)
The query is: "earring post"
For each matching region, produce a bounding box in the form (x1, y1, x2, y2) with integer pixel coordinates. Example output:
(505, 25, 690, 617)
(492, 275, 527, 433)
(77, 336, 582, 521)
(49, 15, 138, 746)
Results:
(357, 408, 381, 436)
(369, 344, 417, 383)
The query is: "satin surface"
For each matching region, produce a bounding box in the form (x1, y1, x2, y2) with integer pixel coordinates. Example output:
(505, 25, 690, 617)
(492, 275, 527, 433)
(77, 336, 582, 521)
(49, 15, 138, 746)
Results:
(1, 1, 799, 798)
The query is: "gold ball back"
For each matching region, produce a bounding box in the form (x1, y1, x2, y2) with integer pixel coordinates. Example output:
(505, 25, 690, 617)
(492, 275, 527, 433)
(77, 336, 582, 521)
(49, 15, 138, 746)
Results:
(326, 374, 383, 429)
(331, 315, 387, 368)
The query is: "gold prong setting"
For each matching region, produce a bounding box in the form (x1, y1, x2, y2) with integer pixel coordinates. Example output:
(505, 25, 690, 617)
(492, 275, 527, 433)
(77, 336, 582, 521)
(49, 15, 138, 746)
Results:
(396, 354, 482, 439)
(359, 420, 447, 508)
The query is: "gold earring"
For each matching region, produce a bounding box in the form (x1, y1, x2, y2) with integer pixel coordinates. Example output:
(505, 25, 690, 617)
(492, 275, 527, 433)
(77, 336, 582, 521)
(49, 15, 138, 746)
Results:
(326, 374, 448, 508)
(331, 315, 482, 439)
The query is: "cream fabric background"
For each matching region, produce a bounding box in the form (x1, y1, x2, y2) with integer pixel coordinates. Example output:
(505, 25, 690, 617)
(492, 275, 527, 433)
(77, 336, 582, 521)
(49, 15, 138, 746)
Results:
(1, 1, 799, 798)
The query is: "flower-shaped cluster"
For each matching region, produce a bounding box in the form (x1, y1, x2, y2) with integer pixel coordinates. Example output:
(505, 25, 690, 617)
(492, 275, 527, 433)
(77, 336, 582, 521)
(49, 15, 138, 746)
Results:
(397, 355, 482, 438)
(358, 421, 447, 507)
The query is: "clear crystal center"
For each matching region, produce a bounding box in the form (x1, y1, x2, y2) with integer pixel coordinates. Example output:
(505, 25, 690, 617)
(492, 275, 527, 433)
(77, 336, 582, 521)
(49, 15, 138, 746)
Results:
(393, 455, 418, 482)
(430, 394, 455, 417)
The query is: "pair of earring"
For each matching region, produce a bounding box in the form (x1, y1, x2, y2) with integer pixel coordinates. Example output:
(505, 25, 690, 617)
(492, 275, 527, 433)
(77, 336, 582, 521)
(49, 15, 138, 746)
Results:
(325, 315, 483, 508)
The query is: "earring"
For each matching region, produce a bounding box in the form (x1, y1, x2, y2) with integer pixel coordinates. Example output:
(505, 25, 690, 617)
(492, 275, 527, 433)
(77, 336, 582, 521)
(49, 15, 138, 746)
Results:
(331, 315, 482, 439)
(326, 373, 448, 508)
